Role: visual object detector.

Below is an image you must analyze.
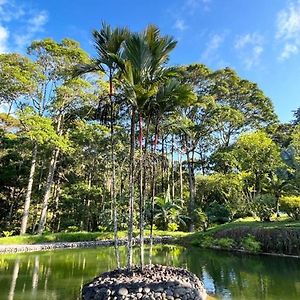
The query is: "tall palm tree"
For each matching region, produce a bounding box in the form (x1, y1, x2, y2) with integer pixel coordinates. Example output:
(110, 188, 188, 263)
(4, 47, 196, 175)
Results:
(120, 26, 177, 269)
(75, 23, 129, 266)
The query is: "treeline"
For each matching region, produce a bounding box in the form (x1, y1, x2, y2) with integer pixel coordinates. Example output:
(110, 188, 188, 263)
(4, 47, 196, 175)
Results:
(0, 24, 299, 238)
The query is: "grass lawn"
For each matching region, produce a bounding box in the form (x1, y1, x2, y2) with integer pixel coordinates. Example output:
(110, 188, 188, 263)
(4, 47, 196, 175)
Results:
(0, 230, 190, 245)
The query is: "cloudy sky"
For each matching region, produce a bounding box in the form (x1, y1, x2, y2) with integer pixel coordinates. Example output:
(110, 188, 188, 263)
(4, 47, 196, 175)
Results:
(0, 0, 299, 122)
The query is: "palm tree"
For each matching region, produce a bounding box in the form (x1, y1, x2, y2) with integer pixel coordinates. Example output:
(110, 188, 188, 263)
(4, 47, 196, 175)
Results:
(120, 26, 177, 269)
(75, 23, 129, 266)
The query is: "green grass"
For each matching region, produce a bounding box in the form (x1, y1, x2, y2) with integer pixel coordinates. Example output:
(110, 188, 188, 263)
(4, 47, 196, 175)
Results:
(0, 230, 190, 245)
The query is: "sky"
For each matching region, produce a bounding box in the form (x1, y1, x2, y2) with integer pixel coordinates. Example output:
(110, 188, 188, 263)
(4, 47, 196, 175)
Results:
(0, 0, 299, 122)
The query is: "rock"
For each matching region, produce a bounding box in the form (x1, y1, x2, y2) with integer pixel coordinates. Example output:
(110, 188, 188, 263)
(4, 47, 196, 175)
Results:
(118, 287, 129, 296)
(82, 264, 206, 300)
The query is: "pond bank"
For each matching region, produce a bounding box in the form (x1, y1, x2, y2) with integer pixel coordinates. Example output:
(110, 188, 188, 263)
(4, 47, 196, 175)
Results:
(183, 221, 300, 258)
(0, 236, 176, 254)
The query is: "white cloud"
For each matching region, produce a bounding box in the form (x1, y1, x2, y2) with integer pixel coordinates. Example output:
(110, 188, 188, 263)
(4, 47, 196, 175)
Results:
(279, 43, 299, 60)
(174, 19, 188, 31)
(201, 33, 225, 62)
(276, 1, 300, 60)
(0, 25, 9, 53)
(14, 11, 48, 50)
(235, 33, 264, 69)
(0, 1, 48, 53)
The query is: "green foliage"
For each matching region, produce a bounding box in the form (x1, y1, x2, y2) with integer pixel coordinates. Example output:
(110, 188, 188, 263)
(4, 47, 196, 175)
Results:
(65, 226, 80, 232)
(194, 208, 208, 231)
(253, 194, 276, 221)
(216, 237, 234, 249)
(0, 53, 39, 103)
(280, 196, 300, 220)
(241, 235, 261, 252)
(2, 230, 14, 237)
(167, 222, 179, 232)
(205, 201, 231, 224)
(196, 173, 244, 218)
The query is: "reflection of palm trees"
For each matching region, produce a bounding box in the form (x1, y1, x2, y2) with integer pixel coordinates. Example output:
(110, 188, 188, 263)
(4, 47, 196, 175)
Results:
(8, 259, 20, 300)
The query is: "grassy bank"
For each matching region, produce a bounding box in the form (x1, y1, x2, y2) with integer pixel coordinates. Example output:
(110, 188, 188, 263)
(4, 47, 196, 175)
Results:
(0, 230, 190, 245)
(183, 218, 300, 256)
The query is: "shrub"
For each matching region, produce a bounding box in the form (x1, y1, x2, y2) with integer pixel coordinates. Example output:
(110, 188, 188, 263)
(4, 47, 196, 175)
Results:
(205, 201, 231, 224)
(167, 222, 179, 232)
(194, 208, 208, 231)
(280, 196, 300, 220)
(197, 236, 214, 248)
(216, 237, 234, 249)
(241, 234, 261, 252)
(253, 194, 276, 221)
(65, 226, 79, 232)
(2, 231, 14, 237)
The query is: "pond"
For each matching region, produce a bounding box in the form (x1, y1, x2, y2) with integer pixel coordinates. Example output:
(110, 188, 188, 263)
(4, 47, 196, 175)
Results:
(0, 245, 300, 300)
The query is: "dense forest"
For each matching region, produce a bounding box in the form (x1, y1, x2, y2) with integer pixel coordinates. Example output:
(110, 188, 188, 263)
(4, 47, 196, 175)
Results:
(0, 23, 299, 240)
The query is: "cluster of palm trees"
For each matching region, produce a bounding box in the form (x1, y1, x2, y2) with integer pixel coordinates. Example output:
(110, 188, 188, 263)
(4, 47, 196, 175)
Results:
(75, 23, 195, 270)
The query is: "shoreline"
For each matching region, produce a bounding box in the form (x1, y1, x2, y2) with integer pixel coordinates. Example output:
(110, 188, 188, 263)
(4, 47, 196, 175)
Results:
(1, 235, 300, 260)
(0, 236, 175, 254)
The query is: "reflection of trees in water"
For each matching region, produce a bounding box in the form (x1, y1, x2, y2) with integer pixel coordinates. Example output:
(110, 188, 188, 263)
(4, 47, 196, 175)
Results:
(184, 247, 300, 299)
(8, 259, 20, 300)
(2, 246, 300, 300)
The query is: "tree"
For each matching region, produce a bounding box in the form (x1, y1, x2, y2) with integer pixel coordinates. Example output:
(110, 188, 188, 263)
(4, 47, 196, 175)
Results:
(75, 23, 129, 265)
(210, 68, 277, 147)
(233, 130, 282, 197)
(0, 54, 37, 108)
(26, 38, 90, 234)
(18, 108, 66, 234)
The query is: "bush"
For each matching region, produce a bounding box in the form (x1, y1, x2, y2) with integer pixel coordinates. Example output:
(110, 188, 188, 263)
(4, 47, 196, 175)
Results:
(216, 237, 234, 249)
(253, 194, 276, 221)
(280, 196, 300, 220)
(194, 208, 208, 231)
(167, 222, 179, 232)
(65, 226, 79, 232)
(205, 201, 231, 224)
(242, 234, 261, 252)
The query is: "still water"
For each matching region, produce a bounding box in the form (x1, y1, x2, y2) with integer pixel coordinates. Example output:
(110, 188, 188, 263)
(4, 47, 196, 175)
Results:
(0, 245, 300, 300)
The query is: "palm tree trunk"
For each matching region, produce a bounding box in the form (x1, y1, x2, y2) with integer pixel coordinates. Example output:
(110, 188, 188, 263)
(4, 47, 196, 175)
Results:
(20, 143, 38, 235)
(185, 135, 196, 232)
(109, 71, 120, 268)
(127, 107, 136, 270)
(171, 134, 175, 202)
(138, 113, 145, 269)
(150, 123, 159, 266)
(179, 148, 183, 202)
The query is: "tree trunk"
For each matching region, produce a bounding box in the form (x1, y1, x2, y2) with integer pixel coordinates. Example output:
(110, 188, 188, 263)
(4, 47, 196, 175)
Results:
(109, 72, 120, 268)
(150, 123, 159, 266)
(186, 135, 196, 232)
(179, 149, 183, 202)
(171, 134, 175, 202)
(138, 113, 145, 269)
(37, 148, 60, 234)
(20, 143, 38, 235)
(127, 107, 136, 270)
(37, 113, 63, 234)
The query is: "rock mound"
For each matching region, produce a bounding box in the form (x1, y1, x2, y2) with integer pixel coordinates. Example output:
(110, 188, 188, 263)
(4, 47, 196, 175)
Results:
(82, 264, 206, 300)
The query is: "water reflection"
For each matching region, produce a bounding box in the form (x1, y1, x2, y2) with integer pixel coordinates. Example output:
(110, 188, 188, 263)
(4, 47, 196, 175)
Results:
(0, 246, 300, 300)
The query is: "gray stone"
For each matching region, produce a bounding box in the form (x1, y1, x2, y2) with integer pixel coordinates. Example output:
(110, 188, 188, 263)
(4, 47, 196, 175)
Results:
(118, 287, 129, 296)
